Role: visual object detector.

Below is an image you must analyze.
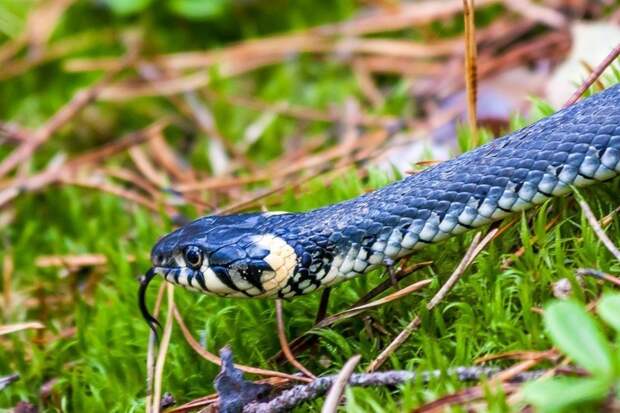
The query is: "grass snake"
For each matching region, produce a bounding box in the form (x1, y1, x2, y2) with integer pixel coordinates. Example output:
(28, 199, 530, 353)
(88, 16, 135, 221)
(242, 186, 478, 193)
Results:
(140, 85, 620, 331)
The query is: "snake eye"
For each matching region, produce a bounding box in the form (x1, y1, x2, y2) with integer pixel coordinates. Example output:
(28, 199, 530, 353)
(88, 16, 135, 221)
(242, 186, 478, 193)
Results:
(183, 246, 203, 268)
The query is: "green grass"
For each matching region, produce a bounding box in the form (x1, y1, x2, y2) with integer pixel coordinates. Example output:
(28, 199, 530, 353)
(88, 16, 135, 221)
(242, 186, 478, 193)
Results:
(1, 2, 620, 412)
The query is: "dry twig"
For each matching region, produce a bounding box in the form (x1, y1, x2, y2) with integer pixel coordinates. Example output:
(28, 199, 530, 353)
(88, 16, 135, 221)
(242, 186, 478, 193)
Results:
(145, 283, 167, 413)
(244, 366, 544, 413)
(0, 121, 167, 210)
(316, 279, 432, 329)
(321, 355, 361, 413)
(368, 228, 499, 372)
(0, 57, 132, 178)
(275, 300, 316, 379)
(576, 268, 620, 288)
(151, 284, 175, 413)
(563, 43, 620, 108)
(578, 197, 620, 262)
(271, 261, 432, 364)
(0, 321, 45, 336)
(2, 255, 13, 311)
(173, 306, 311, 382)
(463, 0, 478, 145)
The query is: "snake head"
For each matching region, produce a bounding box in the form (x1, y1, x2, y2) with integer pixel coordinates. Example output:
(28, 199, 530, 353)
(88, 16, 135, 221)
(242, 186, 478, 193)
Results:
(148, 213, 298, 298)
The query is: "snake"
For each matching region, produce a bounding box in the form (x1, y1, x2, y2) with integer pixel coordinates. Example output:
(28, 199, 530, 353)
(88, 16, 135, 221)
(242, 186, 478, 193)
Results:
(140, 84, 620, 331)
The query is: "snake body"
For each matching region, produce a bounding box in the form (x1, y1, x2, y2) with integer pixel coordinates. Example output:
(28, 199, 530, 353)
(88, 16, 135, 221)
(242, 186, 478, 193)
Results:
(144, 85, 620, 309)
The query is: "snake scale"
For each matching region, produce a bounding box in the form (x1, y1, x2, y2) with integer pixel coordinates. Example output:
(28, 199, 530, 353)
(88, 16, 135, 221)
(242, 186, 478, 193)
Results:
(140, 85, 620, 329)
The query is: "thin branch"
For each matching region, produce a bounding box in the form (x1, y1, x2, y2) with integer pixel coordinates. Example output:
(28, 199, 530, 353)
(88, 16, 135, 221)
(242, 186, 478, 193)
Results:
(502, 0, 566, 29)
(577, 198, 620, 262)
(2, 255, 13, 312)
(0, 122, 30, 144)
(173, 307, 311, 382)
(0, 373, 20, 391)
(316, 279, 432, 329)
(146, 283, 166, 413)
(0, 321, 45, 336)
(413, 382, 520, 413)
(0, 57, 132, 178)
(463, 0, 478, 145)
(275, 300, 316, 379)
(243, 366, 544, 413)
(576, 268, 620, 288)
(354, 261, 433, 307)
(0, 121, 166, 210)
(563, 43, 620, 108)
(271, 261, 431, 365)
(367, 228, 498, 372)
(321, 355, 361, 413)
(152, 284, 175, 413)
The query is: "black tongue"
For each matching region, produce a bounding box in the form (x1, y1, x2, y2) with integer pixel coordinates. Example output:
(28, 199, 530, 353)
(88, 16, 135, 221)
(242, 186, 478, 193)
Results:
(138, 268, 162, 340)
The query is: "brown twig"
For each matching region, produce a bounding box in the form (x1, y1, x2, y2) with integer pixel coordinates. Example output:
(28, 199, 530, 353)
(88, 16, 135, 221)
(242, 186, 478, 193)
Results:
(318, 0, 500, 36)
(35, 254, 135, 269)
(367, 228, 499, 372)
(0, 121, 166, 210)
(271, 261, 431, 364)
(275, 300, 316, 379)
(502, 0, 566, 29)
(172, 306, 311, 382)
(0, 321, 45, 336)
(413, 383, 521, 413)
(2, 255, 13, 312)
(563, 43, 620, 108)
(0, 55, 132, 178)
(152, 285, 175, 413)
(475, 349, 558, 364)
(321, 355, 361, 413)
(577, 197, 620, 262)
(501, 212, 562, 269)
(60, 176, 164, 213)
(576, 268, 620, 288)
(146, 283, 167, 413)
(0, 122, 30, 144)
(600, 205, 620, 227)
(244, 366, 544, 413)
(315, 279, 432, 329)
(203, 90, 395, 128)
(463, 0, 478, 146)
(63, 0, 499, 75)
(137, 64, 255, 173)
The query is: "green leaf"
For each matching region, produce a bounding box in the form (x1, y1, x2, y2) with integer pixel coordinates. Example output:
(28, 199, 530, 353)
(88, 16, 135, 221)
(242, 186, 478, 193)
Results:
(0, 1, 27, 37)
(598, 294, 620, 333)
(521, 377, 609, 412)
(103, 0, 153, 15)
(168, 0, 228, 20)
(544, 300, 613, 377)
(529, 96, 556, 119)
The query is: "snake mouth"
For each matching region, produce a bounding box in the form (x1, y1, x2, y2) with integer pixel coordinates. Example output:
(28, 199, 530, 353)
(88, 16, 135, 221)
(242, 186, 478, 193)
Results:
(139, 266, 204, 341)
(151, 266, 206, 291)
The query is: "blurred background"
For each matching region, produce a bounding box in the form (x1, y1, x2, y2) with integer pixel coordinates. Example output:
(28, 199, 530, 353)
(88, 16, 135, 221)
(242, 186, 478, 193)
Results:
(1, 0, 620, 412)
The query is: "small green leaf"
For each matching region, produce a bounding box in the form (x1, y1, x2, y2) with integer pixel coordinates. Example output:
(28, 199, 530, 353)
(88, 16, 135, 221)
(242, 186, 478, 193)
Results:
(103, 0, 153, 15)
(529, 96, 556, 118)
(544, 300, 613, 376)
(521, 377, 609, 412)
(0, 2, 27, 37)
(598, 294, 620, 333)
(168, 0, 228, 19)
